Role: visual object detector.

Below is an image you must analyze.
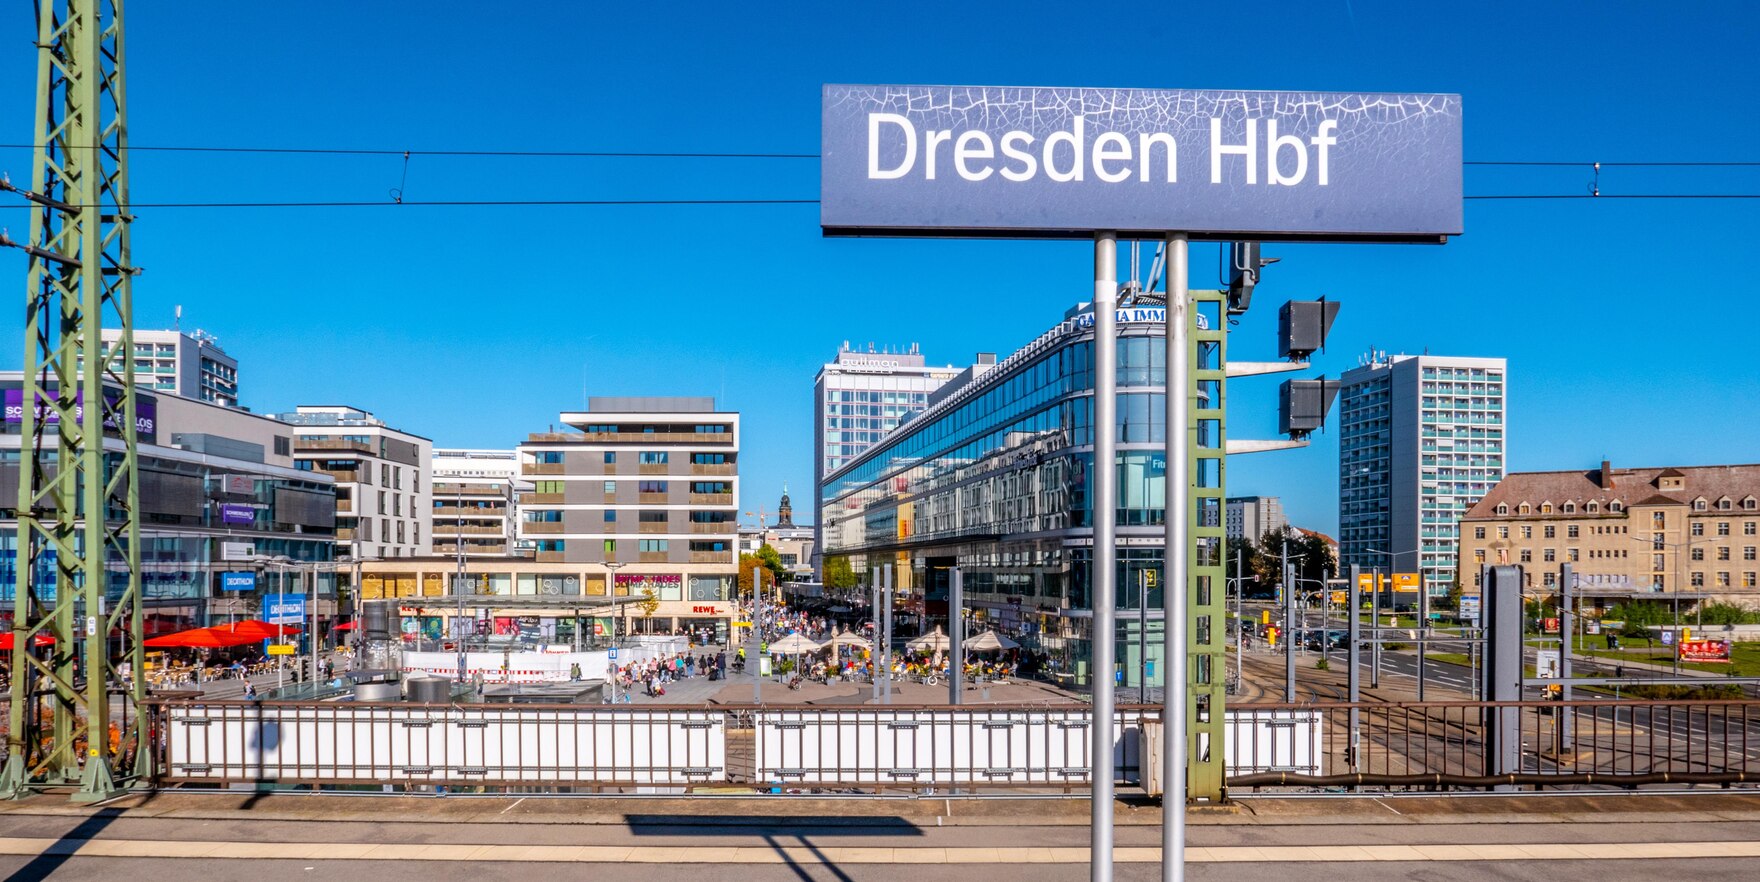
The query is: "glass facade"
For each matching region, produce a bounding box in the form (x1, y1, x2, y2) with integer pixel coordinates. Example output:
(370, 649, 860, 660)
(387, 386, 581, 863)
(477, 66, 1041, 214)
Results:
(0, 447, 336, 623)
(820, 311, 1190, 684)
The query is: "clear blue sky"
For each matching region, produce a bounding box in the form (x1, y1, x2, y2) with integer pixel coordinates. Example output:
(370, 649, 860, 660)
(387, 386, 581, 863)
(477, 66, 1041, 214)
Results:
(1, 1, 1756, 533)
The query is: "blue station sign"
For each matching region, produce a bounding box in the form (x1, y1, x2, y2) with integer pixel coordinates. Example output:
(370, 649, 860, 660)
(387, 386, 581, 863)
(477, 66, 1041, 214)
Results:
(822, 85, 1462, 242)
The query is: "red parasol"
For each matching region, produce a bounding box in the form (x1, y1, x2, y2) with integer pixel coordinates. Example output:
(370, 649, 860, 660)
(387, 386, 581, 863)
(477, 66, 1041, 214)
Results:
(144, 626, 264, 649)
(212, 620, 301, 640)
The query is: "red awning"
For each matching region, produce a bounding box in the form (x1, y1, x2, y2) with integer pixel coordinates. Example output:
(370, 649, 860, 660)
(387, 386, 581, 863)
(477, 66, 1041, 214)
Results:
(333, 621, 357, 631)
(0, 633, 55, 650)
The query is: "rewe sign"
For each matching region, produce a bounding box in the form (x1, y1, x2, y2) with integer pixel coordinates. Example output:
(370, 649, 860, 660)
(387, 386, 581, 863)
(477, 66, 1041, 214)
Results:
(822, 85, 1461, 242)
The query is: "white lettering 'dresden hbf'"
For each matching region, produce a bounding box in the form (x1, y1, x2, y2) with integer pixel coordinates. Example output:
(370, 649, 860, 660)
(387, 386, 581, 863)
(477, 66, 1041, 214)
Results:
(869, 113, 1337, 187)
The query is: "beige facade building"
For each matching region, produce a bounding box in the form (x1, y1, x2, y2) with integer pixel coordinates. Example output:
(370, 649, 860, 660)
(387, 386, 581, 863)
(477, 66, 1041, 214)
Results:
(1459, 460, 1760, 609)
(430, 448, 526, 557)
(509, 397, 739, 635)
(354, 555, 736, 640)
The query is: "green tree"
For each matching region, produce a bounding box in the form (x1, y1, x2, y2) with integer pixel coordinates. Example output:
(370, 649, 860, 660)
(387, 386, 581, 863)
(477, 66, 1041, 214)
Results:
(1225, 537, 1267, 598)
(1253, 526, 1335, 594)
(755, 543, 788, 583)
(1698, 602, 1760, 626)
(824, 556, 858, 591)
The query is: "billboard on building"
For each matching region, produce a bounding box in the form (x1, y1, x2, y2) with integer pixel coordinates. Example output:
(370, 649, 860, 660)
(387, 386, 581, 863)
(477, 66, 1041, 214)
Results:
(822, 85, 1461, 241)
(4, 387, 157, 439)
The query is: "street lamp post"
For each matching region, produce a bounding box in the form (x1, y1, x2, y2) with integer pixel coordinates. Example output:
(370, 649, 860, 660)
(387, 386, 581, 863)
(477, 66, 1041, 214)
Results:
(455, 505, 467, 683)
(1358, 547, 1419, 693)
(604, 561, 626, 703)
(1628, 533, 1714, 676)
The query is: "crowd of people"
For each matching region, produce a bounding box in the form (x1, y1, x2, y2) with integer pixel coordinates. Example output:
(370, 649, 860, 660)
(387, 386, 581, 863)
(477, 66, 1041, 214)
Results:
(603, 650, 726, 700)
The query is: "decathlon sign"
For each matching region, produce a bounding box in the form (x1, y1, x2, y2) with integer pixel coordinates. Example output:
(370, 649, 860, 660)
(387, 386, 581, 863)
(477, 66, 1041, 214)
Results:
(821, 85, 1461, 242)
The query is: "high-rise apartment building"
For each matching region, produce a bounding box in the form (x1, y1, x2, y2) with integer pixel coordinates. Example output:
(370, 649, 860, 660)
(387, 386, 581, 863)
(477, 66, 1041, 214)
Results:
(274, 405, 433, 561)
(514, 397, 739, 635)
(812, 344, 965, 570)
(431, 449, 527, 557)
(1226, 496, 1286, 542)
(79, 328, 240, 407)
(1338, 355, 1507, 598)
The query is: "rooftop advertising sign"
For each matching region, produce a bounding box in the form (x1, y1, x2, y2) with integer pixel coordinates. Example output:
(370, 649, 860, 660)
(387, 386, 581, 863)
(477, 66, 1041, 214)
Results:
(822, 85, 1461, 242)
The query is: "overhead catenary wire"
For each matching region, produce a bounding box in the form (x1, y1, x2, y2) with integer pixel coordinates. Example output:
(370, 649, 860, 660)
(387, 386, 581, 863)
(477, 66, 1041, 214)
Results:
(3, 195, 1760, 210)
(3, 143, 1760, 168)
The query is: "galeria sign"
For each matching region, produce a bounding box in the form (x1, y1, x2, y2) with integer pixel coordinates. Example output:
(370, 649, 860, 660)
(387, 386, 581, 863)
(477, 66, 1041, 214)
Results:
(821, 85, 1461, 242)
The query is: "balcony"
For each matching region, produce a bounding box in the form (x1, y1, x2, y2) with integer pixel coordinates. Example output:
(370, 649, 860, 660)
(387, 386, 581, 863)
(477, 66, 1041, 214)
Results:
(639, 551, 669, 563)
(522, 492, 563, 505)
(526, 431, 733, 444)
(638, 522, 670, 534)
(638, 463, 670, 476)
(432, 505, 507, 517)
(638, 492, 669, 505)
(313, 468, 359, 483)
(691, 463, 735, 476)
(522, 462, 565, 476)
(336, 528, 357, 541)
(691, 522, 736, 534)
(296, 438, 374, 453)
(690, 493, 733, 506)
(523, 522, 565, 534)
(433, 484, 506, 496)
(536, 551, 567, 563)
(436, 524, 505, 536)
(690, 551, 729, 563)
(336, 498, 353, 513)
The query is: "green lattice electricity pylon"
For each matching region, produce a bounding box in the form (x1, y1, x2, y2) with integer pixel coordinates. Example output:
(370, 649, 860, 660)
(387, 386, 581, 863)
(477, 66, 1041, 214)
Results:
(1, 0, 146, 802)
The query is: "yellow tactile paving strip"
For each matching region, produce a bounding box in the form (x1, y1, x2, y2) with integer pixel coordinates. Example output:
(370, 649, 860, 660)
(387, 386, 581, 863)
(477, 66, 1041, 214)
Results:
(2, 837, 1759, 863)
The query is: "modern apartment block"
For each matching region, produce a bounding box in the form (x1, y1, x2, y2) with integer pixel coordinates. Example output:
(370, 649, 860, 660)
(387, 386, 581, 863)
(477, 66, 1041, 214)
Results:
(274, 405, 433, 560)
(515, 397, 739, 635)
(0, 373, 336, 630)
(431, 448, 527, 557)
(78, 328, 240, 407)
(1459, 461, 1760, 609)
(1226, 495, 1286, 542)
(812, 344, 965, 571)
(1338, 354, 1507, 598)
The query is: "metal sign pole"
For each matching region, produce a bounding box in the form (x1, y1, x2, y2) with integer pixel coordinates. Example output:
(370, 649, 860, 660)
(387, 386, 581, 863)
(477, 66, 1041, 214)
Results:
(883, 563, 894, 705)
(1284, 559, 1296, 702)
(876, 570, 887, 700)
(1347, 564, 1361, 770)
(1371, 566, 1381, 689)
(753, 564, 763, 704)
(949, 566, 963, 706)
(1138, 570, 1148, 703)
(1161, 232, 1189, 882)
(1090, 231, 1118, 882)
(1559, 562, 1574, 750)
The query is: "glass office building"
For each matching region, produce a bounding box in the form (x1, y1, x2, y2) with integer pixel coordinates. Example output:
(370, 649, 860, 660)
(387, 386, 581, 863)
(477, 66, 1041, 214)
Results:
(819, 303, 1205, 686)
(1, 377, 337, 634)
